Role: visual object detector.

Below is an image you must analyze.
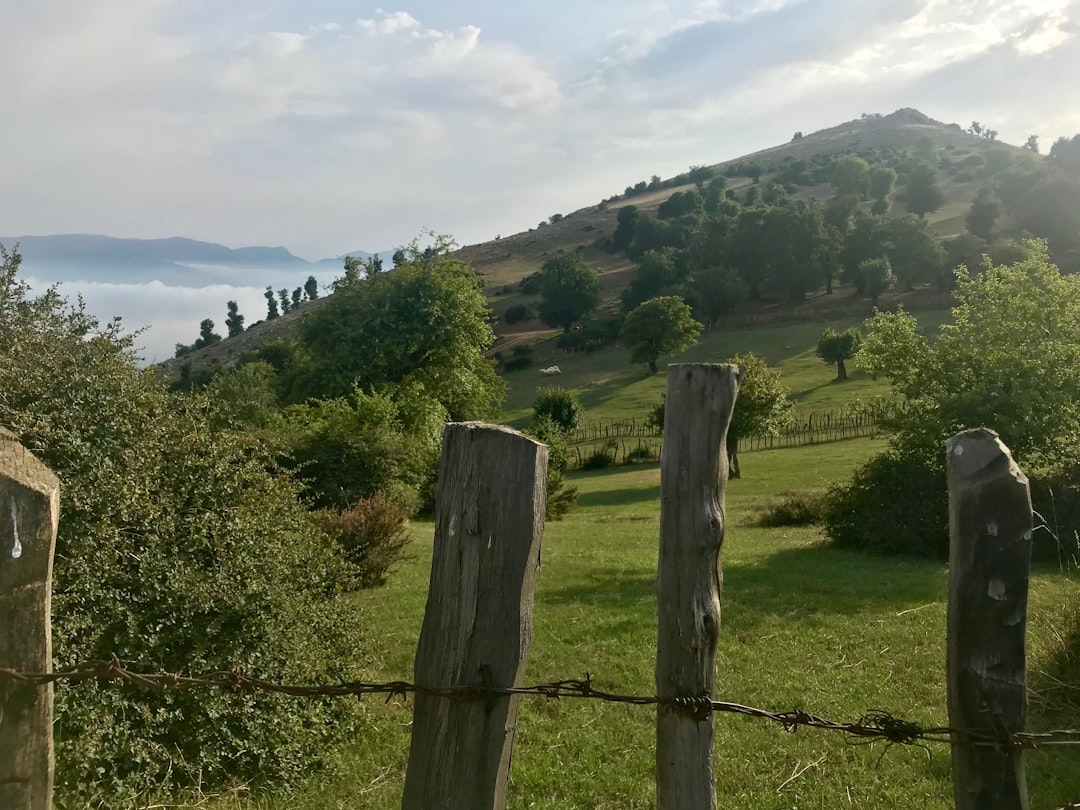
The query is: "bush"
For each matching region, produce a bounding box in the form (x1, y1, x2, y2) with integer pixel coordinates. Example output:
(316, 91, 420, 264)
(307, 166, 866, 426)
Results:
(822, 451, 948, 556)
(319, 494, 412, 589)
(556, 318, 621, 352)
(582, 450, 614, 470)
(504, 303, 532, 324)
(533, 386, 584, 432)
(502, 344, 534, 372)
(754, 490, 828, 527)
(518, 272, 543, 295)
(627, 445, 655, 462)
(525, 415, 579, 520)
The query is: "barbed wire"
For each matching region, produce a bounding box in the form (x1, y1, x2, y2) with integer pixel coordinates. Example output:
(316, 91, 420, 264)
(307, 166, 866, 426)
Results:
(2, 656, 1079, 750)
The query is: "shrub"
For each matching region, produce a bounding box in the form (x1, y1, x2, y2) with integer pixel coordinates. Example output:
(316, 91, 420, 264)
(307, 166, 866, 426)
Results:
(518, 272, 543, 295)
(525, 415, 579, 520)
(502, 344, 534, 372)
(319, 494, 412, 589)
(754, 490, 829, 527)
(627, 445, 655, 462)
(582, 450, 614, 470)
(533, 386, 584, 432)
(504, 303, 532, 324)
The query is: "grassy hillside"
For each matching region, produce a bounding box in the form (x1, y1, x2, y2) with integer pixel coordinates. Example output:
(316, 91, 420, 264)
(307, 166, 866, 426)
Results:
(163, 107, 1028, 382)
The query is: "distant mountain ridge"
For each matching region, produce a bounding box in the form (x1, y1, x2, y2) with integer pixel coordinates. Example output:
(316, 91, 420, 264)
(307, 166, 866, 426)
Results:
(1, 234, 392, 286)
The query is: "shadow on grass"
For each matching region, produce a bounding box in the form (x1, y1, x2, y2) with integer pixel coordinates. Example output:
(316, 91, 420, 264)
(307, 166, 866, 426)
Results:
(576, 485, 661, 509)
(539, 543, 945, 635)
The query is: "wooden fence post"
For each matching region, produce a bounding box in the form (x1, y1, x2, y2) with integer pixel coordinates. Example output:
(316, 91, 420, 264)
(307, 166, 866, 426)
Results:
(946, 428, 1032, 810)
(656, 364, 741, 810)
(0, 429, 60, 810)
(401, 423, 548, 810)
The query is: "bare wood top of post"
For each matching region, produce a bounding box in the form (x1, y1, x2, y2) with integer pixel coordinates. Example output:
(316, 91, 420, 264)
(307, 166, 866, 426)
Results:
(946, 427, 1031, 810)
(656, 363, 742, 810)
(0, 428, 60, 810)
(402, 422, 548, 810)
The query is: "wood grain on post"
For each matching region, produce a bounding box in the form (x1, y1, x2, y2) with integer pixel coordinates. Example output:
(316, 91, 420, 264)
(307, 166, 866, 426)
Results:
(946, 428, 1032, 810)
(0, 429, 60, 810)
(401, 423, 548, 810)
(656, 364, 741, 810)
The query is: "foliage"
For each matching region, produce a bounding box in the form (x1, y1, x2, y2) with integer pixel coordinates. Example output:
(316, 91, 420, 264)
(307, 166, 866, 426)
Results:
(225, 300, 245, 336)
(533, 386, 584, 432)
(689, 265, 748, 321)
(620, 296, 702, 374)
(304, 275, 319, 301)
(581, 449, 614, 470)
(282, 386, 443, 513)
(859, 256, 894, 304)
(502, 343, 534, 372)
(904, 162, 945, 217)
(831, 155, 870, 197)
(621, 247, 690, 312)
(966, 186, 1001, 240)
(555, 318, 621, 352)
(868, 166, 897, 200)
(753, 489, 829, 527)
(297, 248, 505, 418)
(0, 244, 363, 805)
(504, 302, 532, 324)
(816, 327, 862, 381)
(726, 352, 793, 478)
(318, 494, 412, 590)
(264, 286, 279, 319)
(829, 241, 1080, 556)
(524, 415, 579, 520)
(537, 252, 601, 333)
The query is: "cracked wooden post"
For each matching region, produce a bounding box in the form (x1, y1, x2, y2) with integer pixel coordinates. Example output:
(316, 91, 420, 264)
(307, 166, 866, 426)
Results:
(656, 364, 741, 810)
(946, 428, 1031, 810)
(0, 429, 60, 810)
(402, 423, 548, 810)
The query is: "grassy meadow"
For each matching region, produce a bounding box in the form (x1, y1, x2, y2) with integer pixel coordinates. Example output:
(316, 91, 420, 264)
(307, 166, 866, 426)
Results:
(204, 437, 1080, 810)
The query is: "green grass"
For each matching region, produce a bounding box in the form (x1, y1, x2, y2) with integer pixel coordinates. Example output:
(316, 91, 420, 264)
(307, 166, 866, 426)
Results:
(500, 310, 951, 428)
(202, 438, 1080, 810)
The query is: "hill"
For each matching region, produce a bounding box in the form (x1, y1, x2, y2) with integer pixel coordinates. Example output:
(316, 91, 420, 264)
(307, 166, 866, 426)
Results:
(161, 107, 1052, 380)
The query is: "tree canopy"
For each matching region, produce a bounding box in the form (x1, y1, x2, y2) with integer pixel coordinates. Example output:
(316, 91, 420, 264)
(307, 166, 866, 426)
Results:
(816, 327, 862, 381)
(537, 252, 601, 333)
(726, 352, 793, 478)
(620, 295, 702, 374)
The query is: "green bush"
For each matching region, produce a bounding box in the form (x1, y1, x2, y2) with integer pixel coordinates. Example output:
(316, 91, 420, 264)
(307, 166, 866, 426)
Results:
(533, 386, 584, 432)
(582, 450, 614, 470)
(504, 303, 532, 324)
(502, 344, 534, 372)
(319, 494, 412, 589)
(822, 451, 948, 556)
(754, 490, 829, 527)
(0, 245, 364, 804)
(525, 415, 579, 520)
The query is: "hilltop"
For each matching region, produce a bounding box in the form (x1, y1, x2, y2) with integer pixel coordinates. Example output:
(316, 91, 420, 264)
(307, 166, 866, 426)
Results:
(162, 107, 1049, 380)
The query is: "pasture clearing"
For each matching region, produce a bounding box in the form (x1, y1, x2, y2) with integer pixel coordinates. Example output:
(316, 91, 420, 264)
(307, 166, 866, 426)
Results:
(207, 437, 1080, 809)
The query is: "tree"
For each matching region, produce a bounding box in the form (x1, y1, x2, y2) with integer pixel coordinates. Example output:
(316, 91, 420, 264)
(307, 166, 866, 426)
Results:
(870, 197, 891, 216)
(611, 204, 640, 253)
(194, 318, 222, 349)
(689, 265, 748, 322)
(533, 386, 584, 432)
(304, 275, 319, 301)
(278, 288, 292, 314)
(868, 166, 897, 200)
(816, 327, 862, 381)
(298, 246, 506, 419)
(860, 256, 894, 304)
(537, 252, 601, 333)
(265, 286, 280, 319)
(1048, 134, 1080, 177)
(726, 352, 792, 478)
(291, 287, 303, 309)
(621, 247, 690, 312)
(620, 296, 702, 374)
(966, 186, 1001, 240)
(905, 162, 945, 217)
(1024, 134, 1040, 153)
(392, 249, 406, 268)
(225, 300, 245, 336)
(831, 155, 870, 197)
(881, 215, 945, 291)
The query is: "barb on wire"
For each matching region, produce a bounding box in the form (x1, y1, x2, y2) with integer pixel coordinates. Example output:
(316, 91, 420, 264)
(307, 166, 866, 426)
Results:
(1, 657, 1079, 750)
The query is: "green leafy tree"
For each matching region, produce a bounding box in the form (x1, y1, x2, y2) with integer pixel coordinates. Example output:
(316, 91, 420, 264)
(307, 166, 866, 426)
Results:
(816, 327, 862, 381)
(225, 300, 245, 336)
(867, 166, 897, 201)
(265, 286, 280, 319)
(621, 247, 690, 312)
(194, 318, 222, 349)
(278, 288, 292, 314)
(298, 246, 505, 419)
(726, 352, 793, 478)
(831, 155, 870, 197)
(881, 215, 945, 291)
(304, 275, 319, 301)
(966, 186, 1001, 240)
(860, 256, 894, 304)
(1023, 134, 1040, 153)
(611, 204, 640, 253)
(524, 415, 579, 520)
(533, 386, 584, 432)
(537, 252, 601, 333)
(689, 265, 748, 322)
(904, 162, 945, 217)
(1048, 134, 1080, 177)
(620, 296, 702, 374)
(870, 197, 891, 216)
(291, 286, 303, 309)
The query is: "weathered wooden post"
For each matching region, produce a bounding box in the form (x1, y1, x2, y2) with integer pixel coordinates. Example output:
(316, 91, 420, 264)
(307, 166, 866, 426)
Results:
(656, 364, 741, 810)
(946, 428, 1032, 810)
(401, 423, 548, 810)
(0, 429, 60, 810)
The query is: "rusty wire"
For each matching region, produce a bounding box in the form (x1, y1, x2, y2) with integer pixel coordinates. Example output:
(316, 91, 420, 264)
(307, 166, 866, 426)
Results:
(1, 656, 1078, 750)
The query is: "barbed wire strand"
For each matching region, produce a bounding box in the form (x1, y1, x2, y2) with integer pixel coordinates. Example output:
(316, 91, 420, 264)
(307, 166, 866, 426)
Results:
(2, 657, 1078, 750)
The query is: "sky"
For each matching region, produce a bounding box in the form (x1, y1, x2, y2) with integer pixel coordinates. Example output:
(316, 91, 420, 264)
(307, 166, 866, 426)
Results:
(3, 0, 1080, 360)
